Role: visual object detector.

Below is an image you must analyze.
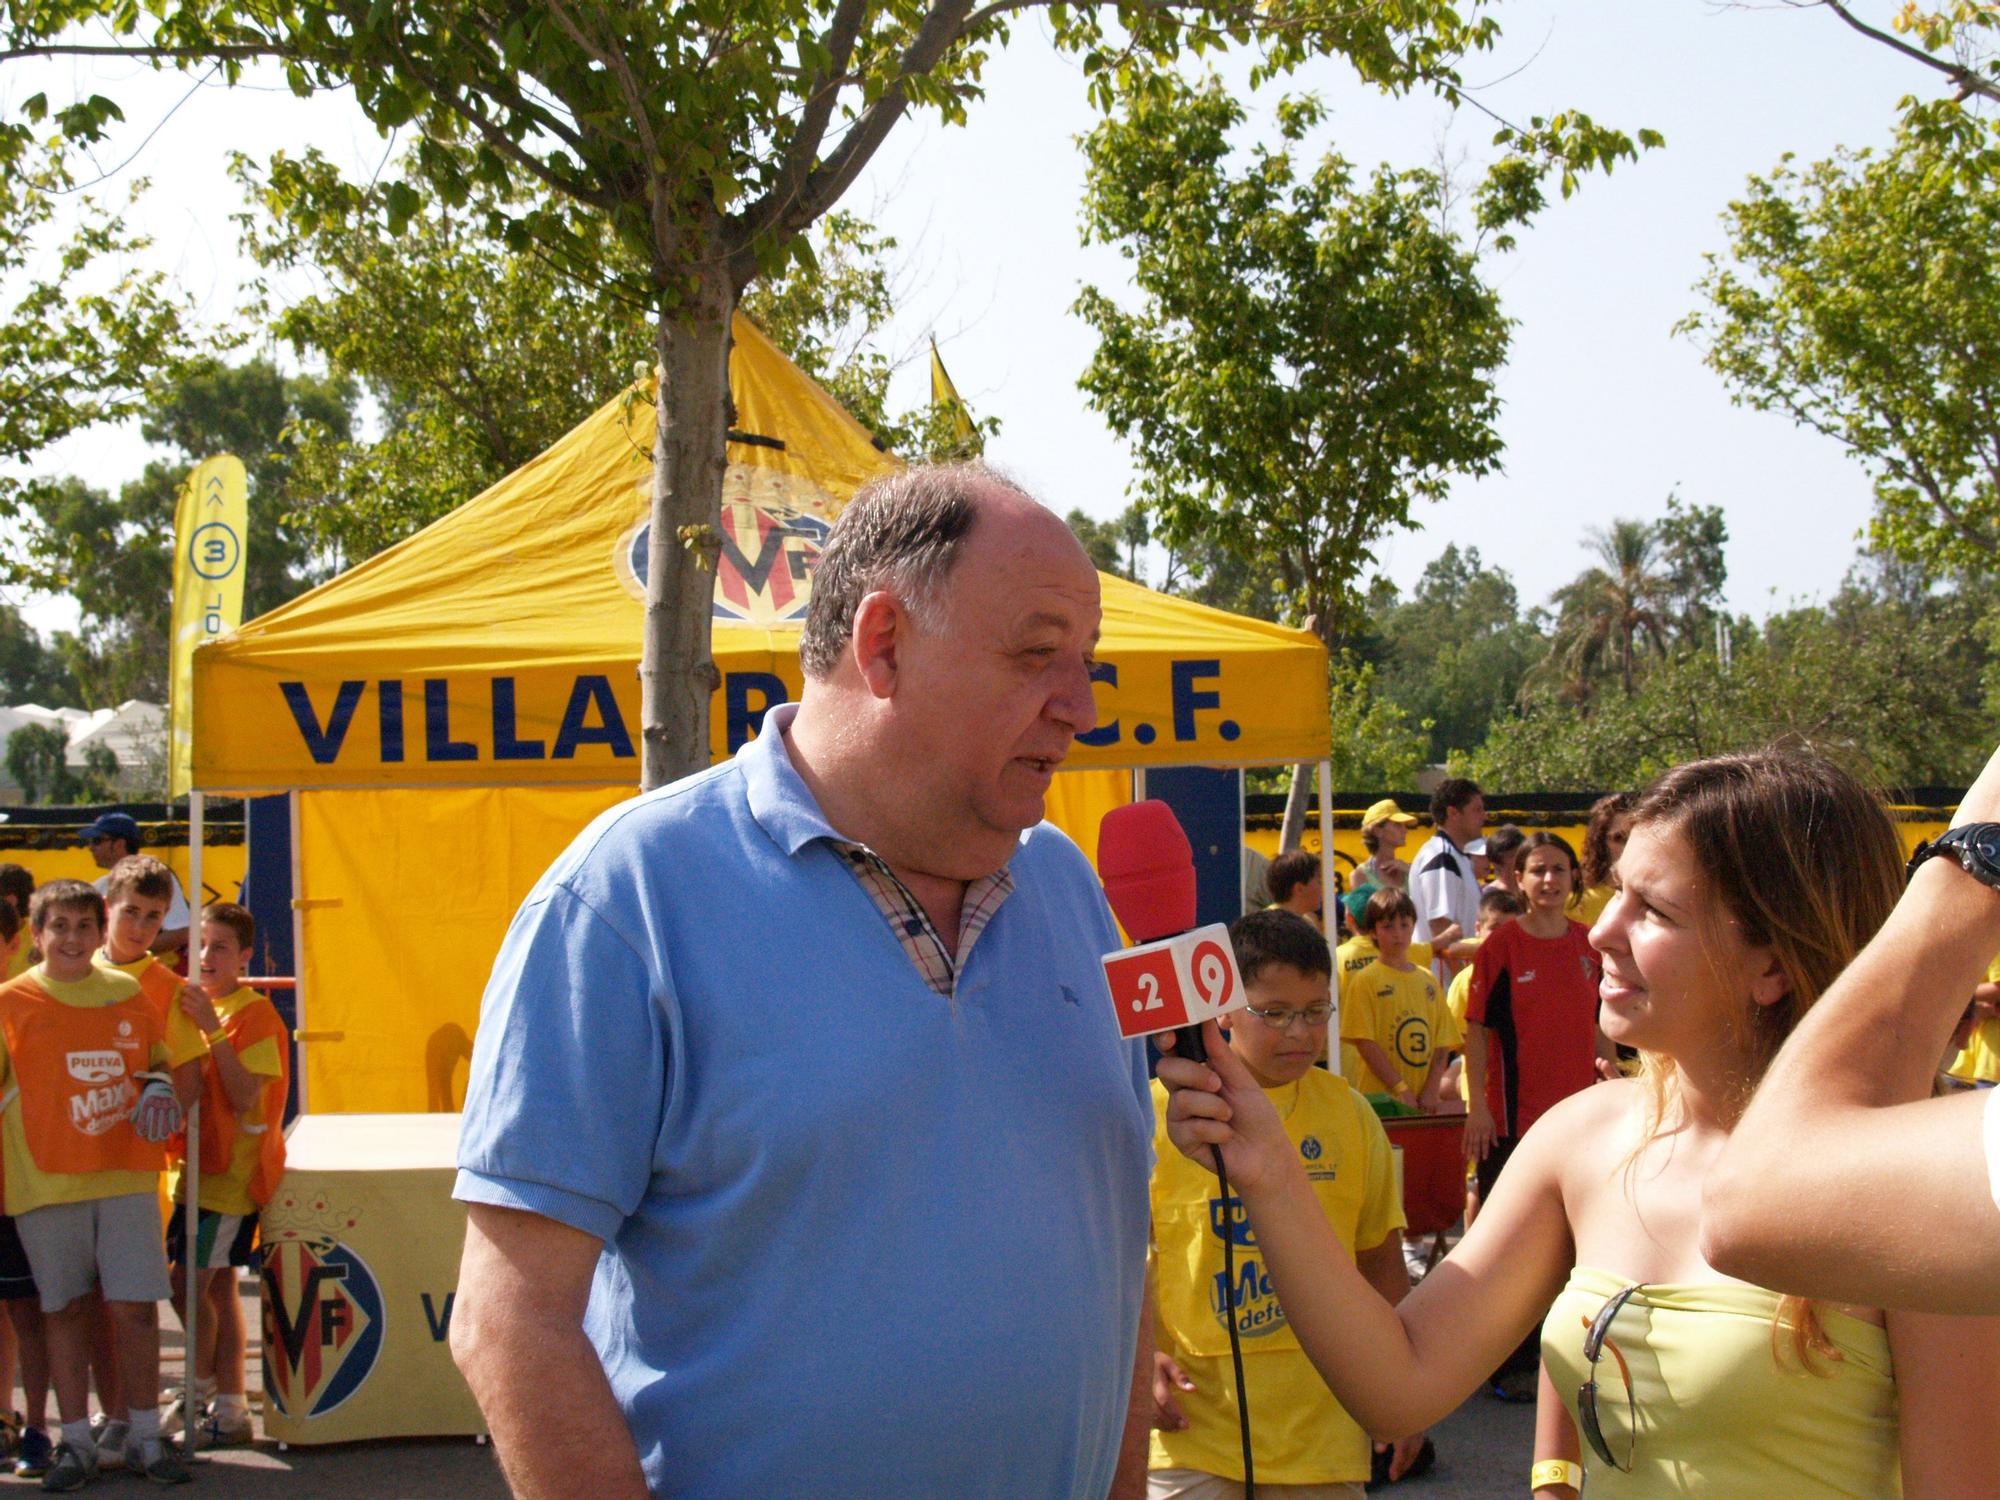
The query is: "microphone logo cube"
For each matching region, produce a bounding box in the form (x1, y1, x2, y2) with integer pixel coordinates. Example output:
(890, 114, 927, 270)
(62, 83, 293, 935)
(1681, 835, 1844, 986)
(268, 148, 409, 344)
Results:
(1102, 923, 1247, 1040)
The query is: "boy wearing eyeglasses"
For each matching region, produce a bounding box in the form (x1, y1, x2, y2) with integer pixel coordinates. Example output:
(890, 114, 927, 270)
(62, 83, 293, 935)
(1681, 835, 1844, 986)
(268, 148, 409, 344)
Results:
(1146, 909, 1429, 1498)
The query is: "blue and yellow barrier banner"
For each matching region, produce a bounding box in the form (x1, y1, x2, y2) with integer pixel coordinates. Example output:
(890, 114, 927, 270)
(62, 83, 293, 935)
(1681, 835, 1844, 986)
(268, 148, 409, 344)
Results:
(169, 455, 247, 799)
(190, 316, 1328, 793)
(261, 1114, 485, 1443)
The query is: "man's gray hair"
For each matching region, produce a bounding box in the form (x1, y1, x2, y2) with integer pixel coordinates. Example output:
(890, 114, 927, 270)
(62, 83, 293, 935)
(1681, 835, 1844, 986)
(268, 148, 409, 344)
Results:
(799, 463, 1030, 679)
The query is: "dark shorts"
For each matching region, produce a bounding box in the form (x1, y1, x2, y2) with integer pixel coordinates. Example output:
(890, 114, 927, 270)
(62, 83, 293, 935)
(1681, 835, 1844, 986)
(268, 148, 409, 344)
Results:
(166, 1206, 259, 1271)
(0, 1216, 35, 1302)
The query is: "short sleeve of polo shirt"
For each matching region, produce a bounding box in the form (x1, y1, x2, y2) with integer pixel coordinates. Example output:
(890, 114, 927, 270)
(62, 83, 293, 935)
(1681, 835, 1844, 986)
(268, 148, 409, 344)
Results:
(1349, 1091, 1405, 1252)
(455, 880, 669, 1245)
(1339, 966, 1378, 1044)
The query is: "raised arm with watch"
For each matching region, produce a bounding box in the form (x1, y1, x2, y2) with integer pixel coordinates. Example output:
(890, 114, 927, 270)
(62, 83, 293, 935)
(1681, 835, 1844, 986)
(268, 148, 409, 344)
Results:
(1703, 751, 2000, 1315)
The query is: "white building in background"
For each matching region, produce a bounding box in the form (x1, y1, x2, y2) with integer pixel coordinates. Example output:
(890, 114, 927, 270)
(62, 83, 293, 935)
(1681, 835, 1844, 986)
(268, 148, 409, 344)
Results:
(0, 701, 165, 803)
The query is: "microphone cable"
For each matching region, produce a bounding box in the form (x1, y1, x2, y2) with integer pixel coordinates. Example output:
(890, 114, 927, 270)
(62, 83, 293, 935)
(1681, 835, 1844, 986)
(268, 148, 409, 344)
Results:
(1210, 1143, 1255, 1499)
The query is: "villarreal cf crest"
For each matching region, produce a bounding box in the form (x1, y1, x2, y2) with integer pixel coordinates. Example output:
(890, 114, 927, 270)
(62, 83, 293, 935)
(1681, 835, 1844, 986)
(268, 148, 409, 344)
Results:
(615, 464, 837, 626)
(261, 1194, 386, 1420)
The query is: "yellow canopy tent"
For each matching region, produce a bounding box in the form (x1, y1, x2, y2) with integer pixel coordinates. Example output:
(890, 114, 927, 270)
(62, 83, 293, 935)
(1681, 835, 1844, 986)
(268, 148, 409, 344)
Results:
(192, 316, 1331, 1111)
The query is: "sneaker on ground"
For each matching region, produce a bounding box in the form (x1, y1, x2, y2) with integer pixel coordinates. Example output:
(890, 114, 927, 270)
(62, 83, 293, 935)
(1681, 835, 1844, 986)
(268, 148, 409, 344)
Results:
(156, 1396, 191, 1440)
(125, 1437, 189, 1487)
(91, 1419, 128, 1471)
(199, 1408, 253, 1447)
(15, 1427, 53, 1479)
(38, 1440, 96, 1492)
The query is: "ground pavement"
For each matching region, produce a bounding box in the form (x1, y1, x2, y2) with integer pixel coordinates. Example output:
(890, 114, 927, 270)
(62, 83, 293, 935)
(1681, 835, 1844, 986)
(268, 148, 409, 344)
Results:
(0, 1281, 1530, 1498)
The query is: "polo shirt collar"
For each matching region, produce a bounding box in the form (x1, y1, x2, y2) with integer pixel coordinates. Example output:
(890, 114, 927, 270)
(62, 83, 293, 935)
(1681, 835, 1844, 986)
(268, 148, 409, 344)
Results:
(741, 702, 844, 857)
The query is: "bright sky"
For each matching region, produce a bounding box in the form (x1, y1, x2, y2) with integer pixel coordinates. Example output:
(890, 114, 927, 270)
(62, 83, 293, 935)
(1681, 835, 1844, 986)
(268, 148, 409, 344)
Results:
(5, 3, 1939, 635)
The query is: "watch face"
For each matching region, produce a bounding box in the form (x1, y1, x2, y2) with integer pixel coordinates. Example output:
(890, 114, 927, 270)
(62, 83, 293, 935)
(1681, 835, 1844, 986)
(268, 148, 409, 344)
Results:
(1973, 826, 2000, 869)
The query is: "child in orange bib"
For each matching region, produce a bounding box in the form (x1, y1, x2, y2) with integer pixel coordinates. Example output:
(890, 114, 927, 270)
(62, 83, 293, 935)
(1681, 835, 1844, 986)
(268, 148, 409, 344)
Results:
(3, 880, 203, 1487)
(165, 903, 289, 1448)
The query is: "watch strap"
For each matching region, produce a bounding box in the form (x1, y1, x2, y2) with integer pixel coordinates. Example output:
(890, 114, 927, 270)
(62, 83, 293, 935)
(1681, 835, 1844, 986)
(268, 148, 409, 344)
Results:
(1908, 823, 2000, 890)
(1531, 1458, 1583, 1491)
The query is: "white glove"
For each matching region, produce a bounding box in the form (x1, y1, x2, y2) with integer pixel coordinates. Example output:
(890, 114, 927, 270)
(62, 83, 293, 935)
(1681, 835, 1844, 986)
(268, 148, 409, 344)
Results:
(129, 1079, 183, 1143)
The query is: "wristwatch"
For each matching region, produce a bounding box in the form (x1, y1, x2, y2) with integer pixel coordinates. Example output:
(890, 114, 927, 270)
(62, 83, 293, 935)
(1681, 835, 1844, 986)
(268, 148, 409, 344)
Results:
(1906, 823, 2000, 891)
(1530, 1458, 1583, 1492)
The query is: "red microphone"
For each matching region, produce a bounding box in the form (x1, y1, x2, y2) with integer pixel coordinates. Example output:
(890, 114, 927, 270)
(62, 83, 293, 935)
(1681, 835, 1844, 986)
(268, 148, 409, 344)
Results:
(1098, 801, 1246, 1063)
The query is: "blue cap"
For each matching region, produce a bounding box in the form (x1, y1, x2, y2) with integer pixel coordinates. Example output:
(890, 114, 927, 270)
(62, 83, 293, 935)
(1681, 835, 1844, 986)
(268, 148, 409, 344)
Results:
(79, 812, 141, 846)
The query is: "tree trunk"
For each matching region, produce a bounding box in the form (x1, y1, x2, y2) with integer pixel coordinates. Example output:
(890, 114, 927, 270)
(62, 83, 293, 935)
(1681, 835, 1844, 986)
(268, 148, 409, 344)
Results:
(640, 263, 735, 791)
(1278, 761, 1313, 852)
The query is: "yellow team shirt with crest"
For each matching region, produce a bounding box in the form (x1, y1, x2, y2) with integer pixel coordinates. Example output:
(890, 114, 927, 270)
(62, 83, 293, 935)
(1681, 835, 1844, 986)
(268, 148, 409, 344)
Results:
(0, 966, 202, 1215)
(1149, 1069, 1404, 1484)
(1338, 958, 1460, 1096)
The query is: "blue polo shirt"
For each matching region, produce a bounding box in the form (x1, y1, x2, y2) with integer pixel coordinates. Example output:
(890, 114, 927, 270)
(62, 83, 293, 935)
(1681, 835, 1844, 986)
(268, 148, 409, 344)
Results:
(456, 707, 1154, 1498)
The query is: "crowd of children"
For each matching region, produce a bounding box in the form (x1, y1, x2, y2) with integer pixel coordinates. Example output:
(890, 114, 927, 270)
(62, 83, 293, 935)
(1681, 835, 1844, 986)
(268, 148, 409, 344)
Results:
(0, 856, 289, 1491)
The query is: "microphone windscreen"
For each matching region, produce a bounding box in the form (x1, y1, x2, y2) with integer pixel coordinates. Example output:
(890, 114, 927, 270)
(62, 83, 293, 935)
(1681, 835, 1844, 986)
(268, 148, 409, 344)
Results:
(1098, 800, 1197, 942)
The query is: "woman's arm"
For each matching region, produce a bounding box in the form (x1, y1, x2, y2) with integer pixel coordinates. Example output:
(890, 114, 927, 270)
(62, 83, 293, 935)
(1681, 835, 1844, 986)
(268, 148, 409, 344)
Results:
(1160, 1024, 1576, 1435)
(1704, 856, 2000, 1310)
(1888, 1306, 2000, 1498)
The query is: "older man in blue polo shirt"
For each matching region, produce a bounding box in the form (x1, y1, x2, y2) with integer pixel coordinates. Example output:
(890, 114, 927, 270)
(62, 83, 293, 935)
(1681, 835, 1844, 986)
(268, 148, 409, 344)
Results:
(451, 467, 1154, 1499)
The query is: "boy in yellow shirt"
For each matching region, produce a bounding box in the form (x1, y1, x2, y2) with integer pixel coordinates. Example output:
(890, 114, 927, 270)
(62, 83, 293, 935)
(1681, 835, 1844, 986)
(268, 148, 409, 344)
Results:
(1338, 890, 1457, 1115)
(164, 903, 288, 1447)
(1148, 910, 1426, 1497)
(2, 881, 203, 1488)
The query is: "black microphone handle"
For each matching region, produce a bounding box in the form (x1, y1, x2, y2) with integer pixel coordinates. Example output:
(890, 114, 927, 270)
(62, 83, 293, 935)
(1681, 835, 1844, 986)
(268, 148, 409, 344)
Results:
(1174, 1023, 1207, 1064)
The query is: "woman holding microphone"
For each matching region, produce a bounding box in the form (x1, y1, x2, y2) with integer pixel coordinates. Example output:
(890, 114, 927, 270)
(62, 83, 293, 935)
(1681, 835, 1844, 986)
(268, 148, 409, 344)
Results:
(1159, 751, 1999, 1497)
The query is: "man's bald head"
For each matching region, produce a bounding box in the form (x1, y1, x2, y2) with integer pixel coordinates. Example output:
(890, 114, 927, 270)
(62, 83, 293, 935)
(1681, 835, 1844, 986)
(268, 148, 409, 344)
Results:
(799, 464, 1070, 681)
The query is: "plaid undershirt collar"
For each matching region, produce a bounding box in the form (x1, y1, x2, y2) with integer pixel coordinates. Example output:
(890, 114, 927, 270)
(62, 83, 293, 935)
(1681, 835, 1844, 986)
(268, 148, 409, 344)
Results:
(828, 842, 1014, 999)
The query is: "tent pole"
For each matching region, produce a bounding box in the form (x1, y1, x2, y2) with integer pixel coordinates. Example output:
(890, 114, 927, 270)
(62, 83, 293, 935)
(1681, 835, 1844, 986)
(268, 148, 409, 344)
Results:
(1318, 759, 1335, 1026)
(288, 791, 308, 1115)
(184, 790, 203, 1456)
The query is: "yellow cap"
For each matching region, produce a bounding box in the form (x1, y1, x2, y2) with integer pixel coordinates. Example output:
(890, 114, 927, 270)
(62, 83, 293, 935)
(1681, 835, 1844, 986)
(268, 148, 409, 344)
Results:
(1361, 798, 1417, 830)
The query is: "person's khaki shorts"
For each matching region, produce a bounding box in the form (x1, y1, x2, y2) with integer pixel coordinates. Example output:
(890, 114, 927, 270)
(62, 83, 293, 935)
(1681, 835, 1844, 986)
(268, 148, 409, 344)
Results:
(1148, 1467, 1365, 1500)
(16, 1193, 171, 1312)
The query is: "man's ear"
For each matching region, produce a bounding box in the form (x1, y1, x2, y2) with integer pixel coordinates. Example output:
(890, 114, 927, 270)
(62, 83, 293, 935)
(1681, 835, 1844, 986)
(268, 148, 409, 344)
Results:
(849, 590, 904, 700)
(1747, 948, 1791, 1009)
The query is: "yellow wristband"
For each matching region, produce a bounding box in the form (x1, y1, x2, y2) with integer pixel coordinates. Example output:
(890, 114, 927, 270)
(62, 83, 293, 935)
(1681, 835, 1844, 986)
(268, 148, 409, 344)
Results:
(1531, 1459, 1582, 1491)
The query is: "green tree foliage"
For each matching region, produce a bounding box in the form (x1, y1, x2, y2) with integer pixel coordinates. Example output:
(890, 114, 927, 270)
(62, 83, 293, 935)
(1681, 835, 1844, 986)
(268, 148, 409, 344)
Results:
(1474, 570, 1991, 793)
(1367, 544, 1546, 762)
(0, 607, 78, 705)
(5, 722, 67, 805)
(1539, 520, 1675, 698)
(1681, 120, 2000, 575)
(1327, 654, 1430, 791)
(243, 151, 991, 563)
(1812, 1, 1999, 112)
(0, 101, 196, 523)
(237, 150, 652, 565)
(1075, 74, 1518, 646)
(17, 362, 353, 704)
(3, 721, 117, 805)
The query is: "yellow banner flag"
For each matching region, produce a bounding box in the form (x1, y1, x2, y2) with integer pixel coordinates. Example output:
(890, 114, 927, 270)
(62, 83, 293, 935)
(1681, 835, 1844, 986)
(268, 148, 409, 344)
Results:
(929, 336, 979, 451)
(169, 455, 248, 798)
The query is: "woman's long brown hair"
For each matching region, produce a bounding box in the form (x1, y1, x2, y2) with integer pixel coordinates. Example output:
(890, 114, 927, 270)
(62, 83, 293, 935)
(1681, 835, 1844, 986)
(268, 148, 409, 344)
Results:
(1626, 750, 1904, 1366)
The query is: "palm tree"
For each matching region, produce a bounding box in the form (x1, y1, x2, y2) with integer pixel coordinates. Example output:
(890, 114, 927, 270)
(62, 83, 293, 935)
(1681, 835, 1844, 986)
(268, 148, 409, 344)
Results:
(1539, 520, 1675, 696)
